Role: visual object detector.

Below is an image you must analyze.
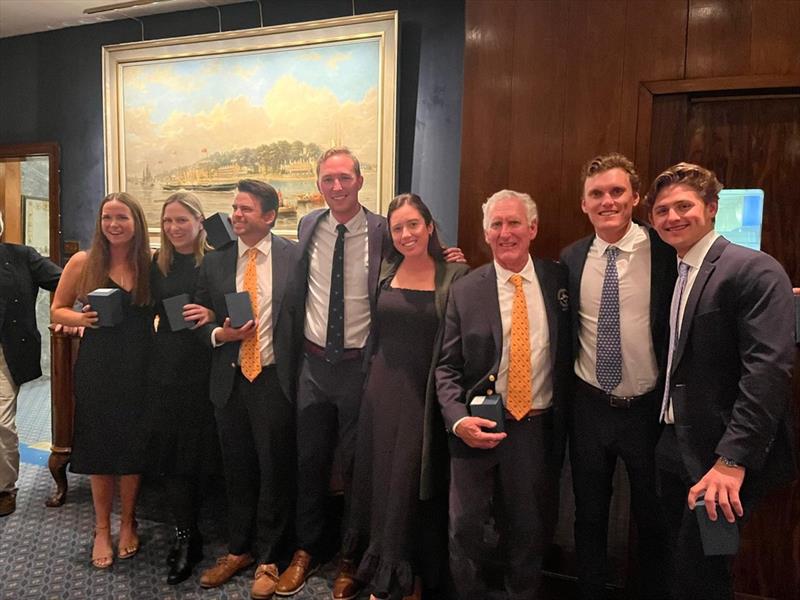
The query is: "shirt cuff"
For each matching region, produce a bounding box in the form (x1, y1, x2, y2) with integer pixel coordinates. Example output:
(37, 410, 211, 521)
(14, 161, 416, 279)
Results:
(211, 327, 224, 347)
(452, 416, 469, 437)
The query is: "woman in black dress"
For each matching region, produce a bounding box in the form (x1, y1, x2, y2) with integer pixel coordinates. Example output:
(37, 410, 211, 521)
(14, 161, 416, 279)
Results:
(51, 192, 153, 569)
(150, 191, 216, 584)
(346, 194, 469, 600)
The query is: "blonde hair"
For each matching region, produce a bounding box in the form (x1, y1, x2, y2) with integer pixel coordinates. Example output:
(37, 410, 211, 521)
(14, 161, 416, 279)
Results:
(157, 191, 207, 276)
(79, 192, 151, 306)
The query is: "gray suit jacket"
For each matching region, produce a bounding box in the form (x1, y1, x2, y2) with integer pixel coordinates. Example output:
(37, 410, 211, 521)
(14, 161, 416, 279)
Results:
(667, 236, 796, 493)
(194, 233, 301, 407)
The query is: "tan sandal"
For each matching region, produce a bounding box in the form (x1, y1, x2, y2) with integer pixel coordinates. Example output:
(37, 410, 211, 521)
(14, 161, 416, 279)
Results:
(91, 525, 114, 569)
(118, 519, 140, 560)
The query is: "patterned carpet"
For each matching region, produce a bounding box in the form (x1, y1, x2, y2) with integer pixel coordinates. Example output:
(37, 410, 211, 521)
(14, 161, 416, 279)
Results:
(0, 379, 368, 600)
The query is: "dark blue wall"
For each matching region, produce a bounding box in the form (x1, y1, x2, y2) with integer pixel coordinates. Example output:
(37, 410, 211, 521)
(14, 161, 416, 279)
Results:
(0, 0, 464, 254)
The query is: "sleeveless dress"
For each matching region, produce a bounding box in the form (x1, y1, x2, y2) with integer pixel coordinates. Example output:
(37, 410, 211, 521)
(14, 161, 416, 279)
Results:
(347, 285, 443, 599)
(70, 282, 153, 474)
(149, 252, 218, 476)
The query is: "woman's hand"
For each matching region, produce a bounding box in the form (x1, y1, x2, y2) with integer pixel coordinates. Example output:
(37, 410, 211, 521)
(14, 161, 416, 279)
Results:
(80, 304, 99, 328)
(182, 303, 213, 327)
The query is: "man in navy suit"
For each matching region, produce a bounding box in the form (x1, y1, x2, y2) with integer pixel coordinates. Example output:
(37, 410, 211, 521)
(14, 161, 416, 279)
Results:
(194, 180, 301, 599)
(647, 162, 795, 600)
(436, 190, 570, 600)
(0, 210, 62, 517)
(560, 154, 673, 599)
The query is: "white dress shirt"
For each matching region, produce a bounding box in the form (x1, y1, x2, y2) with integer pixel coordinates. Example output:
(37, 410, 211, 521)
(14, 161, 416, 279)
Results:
(663, 229, 719, 424)
(495, 257, 553, 410)
(304, 209, 370, 349)
(212, 234, 275, 367)
(575, 222, 658, 396)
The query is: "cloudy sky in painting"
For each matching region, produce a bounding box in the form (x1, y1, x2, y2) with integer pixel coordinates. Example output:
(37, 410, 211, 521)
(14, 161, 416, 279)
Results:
(121, 40, 379, 176)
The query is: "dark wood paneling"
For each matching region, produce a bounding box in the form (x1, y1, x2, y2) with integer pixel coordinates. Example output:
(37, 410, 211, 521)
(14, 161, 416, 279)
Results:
(507, 0, 568, 259)
(686, 0, 753, 78)
(618, 0, 687, 157)
(458, 0, 517, 266)
(751, 0, 800, 74)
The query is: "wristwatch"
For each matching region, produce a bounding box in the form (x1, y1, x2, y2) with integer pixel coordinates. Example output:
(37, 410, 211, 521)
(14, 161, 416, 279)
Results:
(718, 455, 743, 468)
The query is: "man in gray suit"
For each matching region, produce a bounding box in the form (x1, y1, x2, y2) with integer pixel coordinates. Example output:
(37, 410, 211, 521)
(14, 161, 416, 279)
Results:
(648, 162, 795, 599)
(194, 179, 301, 599)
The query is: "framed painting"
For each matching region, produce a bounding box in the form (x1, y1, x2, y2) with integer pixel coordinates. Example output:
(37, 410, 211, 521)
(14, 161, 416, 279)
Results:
(103, 11, 397, 241)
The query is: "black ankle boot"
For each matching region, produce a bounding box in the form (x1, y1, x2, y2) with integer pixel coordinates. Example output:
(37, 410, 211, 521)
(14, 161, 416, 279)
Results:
(166, 528, 203, 585)
(166, 528, 180, 566)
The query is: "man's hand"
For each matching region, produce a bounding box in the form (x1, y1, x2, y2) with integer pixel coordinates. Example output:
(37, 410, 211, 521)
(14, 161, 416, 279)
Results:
(687, 460, 746, 523)
(443, 246, 467, 264)
(454, 416, 507, 449)
(215, 317, 257, 343)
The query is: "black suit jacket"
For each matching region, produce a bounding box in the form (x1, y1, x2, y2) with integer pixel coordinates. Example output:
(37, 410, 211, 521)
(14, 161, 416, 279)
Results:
(0, 243, 61, 386)
(559, 224, 676, 372)
(295, 206, 392, 367)
(667, 237, 796, 493)
(194, 233, 301, 407)
(435, 259, 571, 458)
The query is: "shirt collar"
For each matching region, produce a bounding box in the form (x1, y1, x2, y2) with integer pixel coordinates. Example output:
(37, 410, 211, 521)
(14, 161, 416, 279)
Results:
(238, 233, 272, 259)
(679, 229, 719, 270)
(494, 255, 535, 284)
(592, 221, 646, 255)
(325, 206, 366, 233)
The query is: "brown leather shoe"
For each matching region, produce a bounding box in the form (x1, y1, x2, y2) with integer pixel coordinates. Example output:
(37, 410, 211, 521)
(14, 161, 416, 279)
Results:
(0, 492, 16, 517)
(200, 553, 255, 588)
(332, 558, 362, 600)
(275, 549, 317, 596)
(251, 563, 280, 599)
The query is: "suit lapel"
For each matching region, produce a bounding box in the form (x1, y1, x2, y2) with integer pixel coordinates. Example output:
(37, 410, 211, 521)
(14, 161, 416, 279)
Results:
(270, 234, 288, 327)
(365, 207, 385, 312)
(672, 237, 727, 370)
(222, 243, 237, 295)
(569, 236, 592, 312)
(534, 258, 559, 370)
(479, 264, 502, 354)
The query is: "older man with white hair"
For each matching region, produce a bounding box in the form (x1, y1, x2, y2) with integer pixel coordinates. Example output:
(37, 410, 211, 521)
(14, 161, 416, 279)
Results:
(436, 190, 571, 599)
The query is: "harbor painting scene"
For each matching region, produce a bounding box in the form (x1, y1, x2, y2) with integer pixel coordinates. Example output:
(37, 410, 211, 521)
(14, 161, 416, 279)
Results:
(120, 37, 381, 236)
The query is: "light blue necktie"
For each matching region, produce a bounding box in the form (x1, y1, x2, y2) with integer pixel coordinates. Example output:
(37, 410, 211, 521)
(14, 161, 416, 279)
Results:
(596, 246, 622, 393)
(660, 262, 690, 422)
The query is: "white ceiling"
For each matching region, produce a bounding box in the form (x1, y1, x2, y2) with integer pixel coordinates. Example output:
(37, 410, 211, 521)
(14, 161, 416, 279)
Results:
(0, 0, 252, 39)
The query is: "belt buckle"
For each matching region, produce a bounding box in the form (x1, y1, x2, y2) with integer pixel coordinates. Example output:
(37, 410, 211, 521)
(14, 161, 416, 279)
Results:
(608, 394, 632, 409)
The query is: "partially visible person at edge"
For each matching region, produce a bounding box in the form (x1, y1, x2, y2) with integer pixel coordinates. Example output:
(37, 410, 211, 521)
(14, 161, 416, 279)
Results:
(276, 147, 464, 600)
(343, 193, 469, 600)
(647, 162, 796, 600)
(149, 191, 219, 584)
(0, 209, 62, 517)
(51, 192, 153, 569)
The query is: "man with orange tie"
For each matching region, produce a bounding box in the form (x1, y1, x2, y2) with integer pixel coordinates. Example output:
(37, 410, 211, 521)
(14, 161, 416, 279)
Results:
(436, 190, 570, 600)
(194, 179, 301, 598)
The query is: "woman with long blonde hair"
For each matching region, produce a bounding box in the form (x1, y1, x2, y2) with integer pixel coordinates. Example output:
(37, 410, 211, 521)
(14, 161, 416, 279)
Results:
(149, 191, 216, 584)
(51, 192, 153, 569)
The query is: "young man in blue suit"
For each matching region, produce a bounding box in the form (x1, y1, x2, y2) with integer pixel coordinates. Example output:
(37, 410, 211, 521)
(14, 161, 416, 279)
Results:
(648, 162, 795, 600)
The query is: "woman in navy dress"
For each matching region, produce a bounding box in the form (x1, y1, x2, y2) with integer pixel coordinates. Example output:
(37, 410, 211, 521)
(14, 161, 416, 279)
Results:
(51, 192, 153, 569)
(346, 194, 469, 600)
(149, 191, 217, 584)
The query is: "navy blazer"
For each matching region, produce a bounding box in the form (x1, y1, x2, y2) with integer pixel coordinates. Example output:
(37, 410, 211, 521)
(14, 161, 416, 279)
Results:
(194, 233, 301, 407)
(667, 237, 796, 493)
(296, 206, 392, 367)
(0, 243, 61, 386)
(435, 259, 571, 459)
(559, 224, 676, 373)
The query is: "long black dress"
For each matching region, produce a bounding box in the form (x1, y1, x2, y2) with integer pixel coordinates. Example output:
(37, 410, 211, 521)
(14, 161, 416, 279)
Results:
(149, 252, 217, 477)
(71, 283, 153, 474)
(347, 285, 442, 599)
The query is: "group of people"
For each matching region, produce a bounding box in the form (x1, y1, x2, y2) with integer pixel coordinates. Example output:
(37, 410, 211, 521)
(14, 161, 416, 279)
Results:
(0, 146, 795, 600)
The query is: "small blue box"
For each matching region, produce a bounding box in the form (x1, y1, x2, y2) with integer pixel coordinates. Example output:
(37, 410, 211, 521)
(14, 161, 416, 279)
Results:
(87, 288, 123, 327)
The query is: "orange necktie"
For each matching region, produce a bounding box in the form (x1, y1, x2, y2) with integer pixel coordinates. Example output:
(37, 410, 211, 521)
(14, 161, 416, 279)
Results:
(507, 274, 532, 420)
(240, 247, 262, 382)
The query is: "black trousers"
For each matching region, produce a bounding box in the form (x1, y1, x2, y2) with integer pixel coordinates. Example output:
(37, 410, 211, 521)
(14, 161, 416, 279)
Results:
(569, 380, 669, 600)
(656, 426, 759, 600)
(214, 367, 294, 563)
(448, 412, 558, 600)
(295, 351, 366, 555)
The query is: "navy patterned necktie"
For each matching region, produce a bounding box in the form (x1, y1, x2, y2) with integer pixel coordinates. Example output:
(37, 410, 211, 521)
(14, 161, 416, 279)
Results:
(325, 223, 347, 363)
(596, 245, 622, 393)
(660, 261, 690, 422)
